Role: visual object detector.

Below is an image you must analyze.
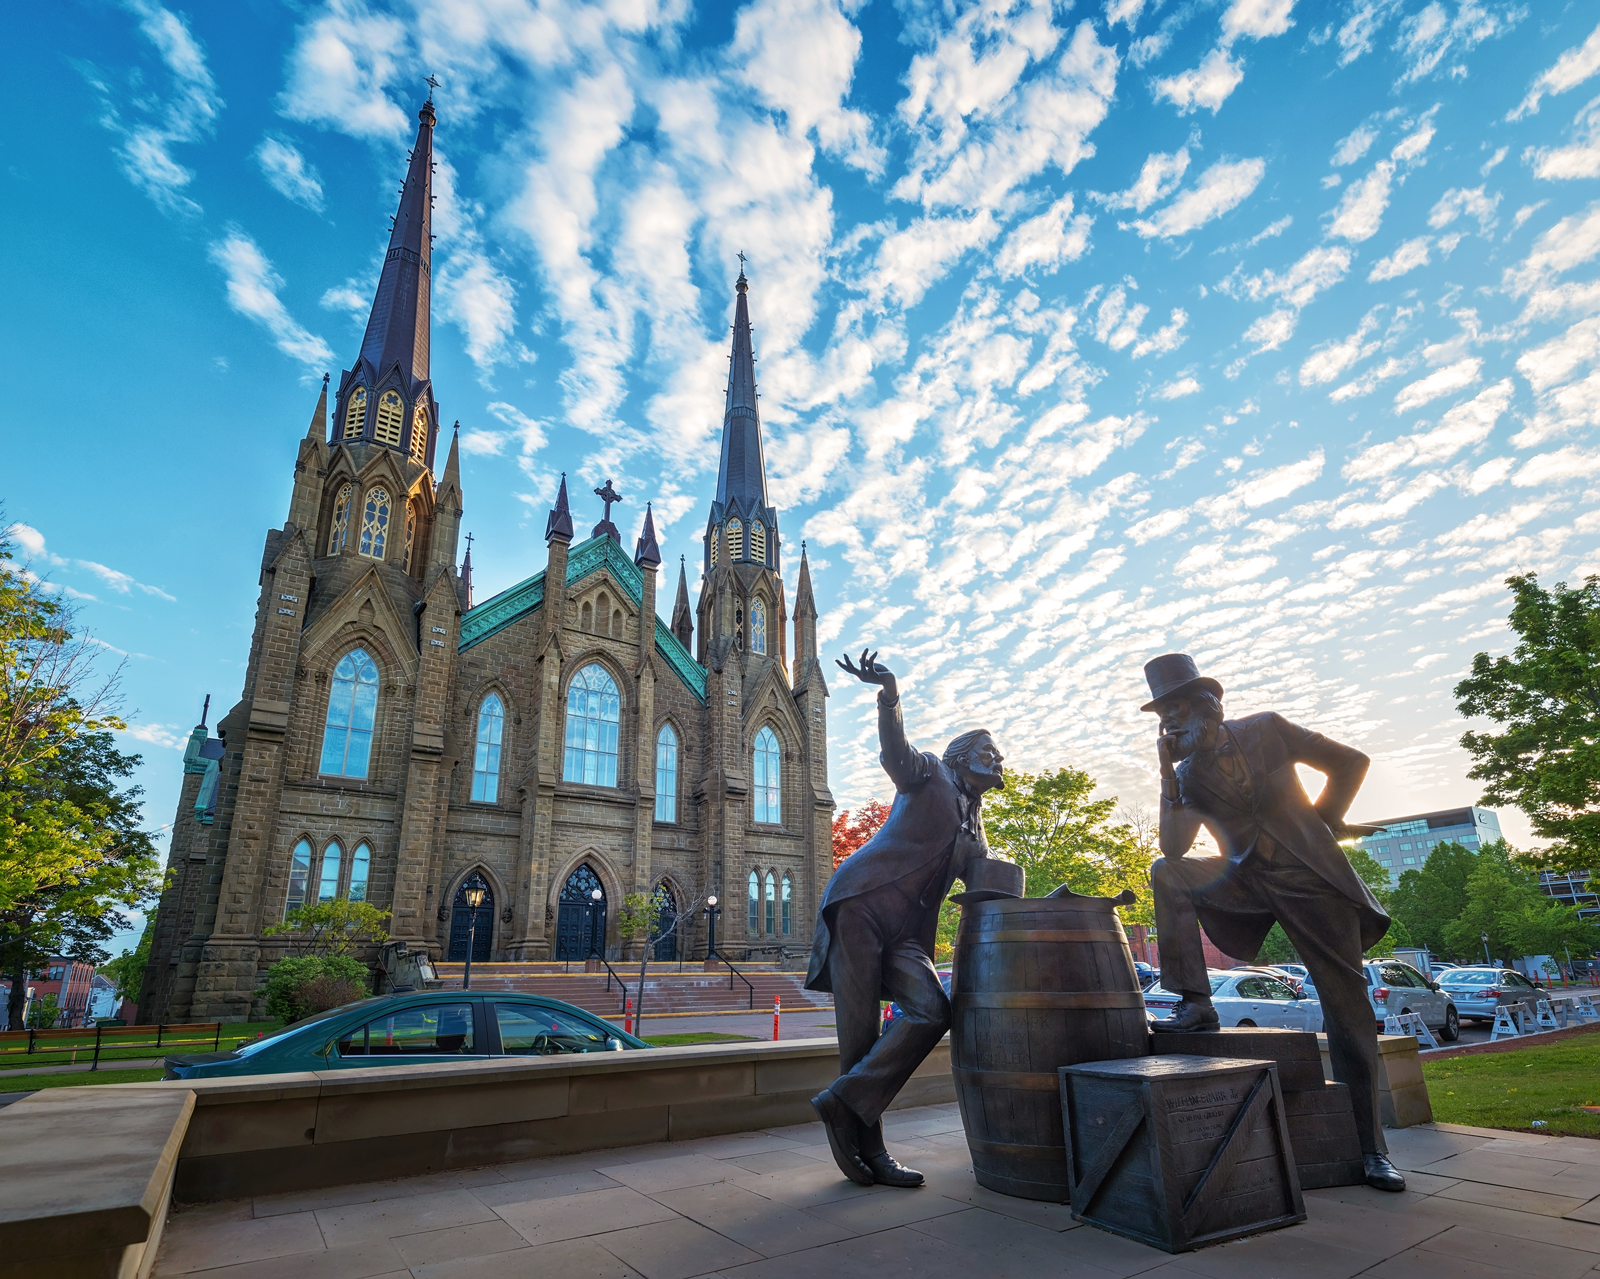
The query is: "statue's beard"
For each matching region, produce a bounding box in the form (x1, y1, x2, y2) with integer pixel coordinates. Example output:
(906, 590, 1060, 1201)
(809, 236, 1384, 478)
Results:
(1165, 712, 1220, 761)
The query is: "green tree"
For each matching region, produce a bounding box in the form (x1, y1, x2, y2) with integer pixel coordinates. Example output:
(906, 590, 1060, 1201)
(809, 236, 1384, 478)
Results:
(1441, 855, 1548, 962)
(1456, 573, 1600, 874)
(1388, 841, 1481, 959)
(263, 899, 390, 958)
(25, 992, 61, 1029)
(101, 913, 155, 1004)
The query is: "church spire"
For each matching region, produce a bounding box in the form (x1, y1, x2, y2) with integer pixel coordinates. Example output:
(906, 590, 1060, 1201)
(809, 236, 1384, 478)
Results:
(307, 373, 328, 440)
(360, 97, 435, 385)
(460, 532, 474, 609)
(716, 263, 770, 507)
(671, 556, 693, 651)
(635, 503, 662, 569)
(545, 473, 574, 544)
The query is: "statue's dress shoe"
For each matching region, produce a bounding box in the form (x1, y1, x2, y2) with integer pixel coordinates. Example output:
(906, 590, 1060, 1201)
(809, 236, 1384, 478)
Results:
(1150, 999, 1221, 1033)
(1363, 1153, 1406, 1192)
(865, 1152, 924, 1188)
(811, 1089, 874, 1186)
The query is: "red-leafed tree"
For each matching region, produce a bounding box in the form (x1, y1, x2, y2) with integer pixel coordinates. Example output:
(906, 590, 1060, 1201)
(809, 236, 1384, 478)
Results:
(832, 799, 892, 868)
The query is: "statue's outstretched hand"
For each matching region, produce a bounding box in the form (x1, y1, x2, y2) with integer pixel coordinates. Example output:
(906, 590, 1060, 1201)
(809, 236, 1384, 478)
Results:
(837, 647, 896, 689)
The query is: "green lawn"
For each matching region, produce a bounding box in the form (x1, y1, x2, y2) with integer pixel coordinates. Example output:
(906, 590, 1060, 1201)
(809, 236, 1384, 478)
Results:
(641, 1031, 759, 1047)
(0, 1067, 168, 1090)
(1423, 1035, 1600, 1138)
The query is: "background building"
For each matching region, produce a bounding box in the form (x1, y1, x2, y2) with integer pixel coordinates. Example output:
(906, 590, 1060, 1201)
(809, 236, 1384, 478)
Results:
(1350, 806, 1503, 886)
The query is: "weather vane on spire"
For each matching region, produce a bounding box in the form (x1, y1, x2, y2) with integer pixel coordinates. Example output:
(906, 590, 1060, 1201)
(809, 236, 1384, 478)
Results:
(426, 74, 441, 96)
(464, 531, 474, 554)
(737, 250, 747, 274)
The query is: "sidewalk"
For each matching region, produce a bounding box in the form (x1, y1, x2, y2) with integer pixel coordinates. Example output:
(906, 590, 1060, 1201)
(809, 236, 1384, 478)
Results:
(152, 1106, 1600, 1278)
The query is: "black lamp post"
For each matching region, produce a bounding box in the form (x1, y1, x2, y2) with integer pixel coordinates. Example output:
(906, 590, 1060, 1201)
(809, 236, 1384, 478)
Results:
(1482, 931, 1491, 966)
(461, 875, 488, 990)
(704, 894, 721, 962)
(589, 886, 604, 960)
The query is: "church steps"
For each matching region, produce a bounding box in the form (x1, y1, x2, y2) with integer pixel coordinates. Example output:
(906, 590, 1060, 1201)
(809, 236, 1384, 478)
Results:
(427, 966, 831, 1017)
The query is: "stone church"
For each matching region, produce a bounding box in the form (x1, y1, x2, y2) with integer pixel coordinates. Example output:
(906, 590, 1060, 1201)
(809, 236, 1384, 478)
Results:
(139, 97, 834, 1023)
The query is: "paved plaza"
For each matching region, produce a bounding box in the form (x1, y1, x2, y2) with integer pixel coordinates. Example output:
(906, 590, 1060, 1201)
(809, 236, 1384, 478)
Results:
(152, 1101, 1600, 1279)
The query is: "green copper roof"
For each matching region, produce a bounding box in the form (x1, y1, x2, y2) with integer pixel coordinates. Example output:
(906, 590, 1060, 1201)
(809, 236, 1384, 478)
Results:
(458, 535, 706, 701)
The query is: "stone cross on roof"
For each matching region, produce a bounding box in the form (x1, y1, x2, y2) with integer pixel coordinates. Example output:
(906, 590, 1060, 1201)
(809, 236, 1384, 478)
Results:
(594, 480, 623, 522)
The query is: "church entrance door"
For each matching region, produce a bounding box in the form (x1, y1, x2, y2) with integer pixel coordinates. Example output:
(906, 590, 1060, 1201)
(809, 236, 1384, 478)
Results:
(652, 883, 678, 961)
(555, 864, 607, 960)
(447, 877, 494, 962)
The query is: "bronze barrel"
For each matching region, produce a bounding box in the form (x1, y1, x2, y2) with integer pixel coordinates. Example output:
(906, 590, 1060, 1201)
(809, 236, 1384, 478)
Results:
(950, 893, 1149, 1201)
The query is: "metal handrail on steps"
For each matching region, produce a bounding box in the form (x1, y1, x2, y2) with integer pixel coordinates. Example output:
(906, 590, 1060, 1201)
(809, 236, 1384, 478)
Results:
(720, 957, 755, 1009)
(599, 957, 634, 1013)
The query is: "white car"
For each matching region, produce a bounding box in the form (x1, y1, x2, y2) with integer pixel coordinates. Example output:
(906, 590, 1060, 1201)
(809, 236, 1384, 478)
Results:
(1366, 960, 1459, 1042)
(1145, 970, 1322, 1031)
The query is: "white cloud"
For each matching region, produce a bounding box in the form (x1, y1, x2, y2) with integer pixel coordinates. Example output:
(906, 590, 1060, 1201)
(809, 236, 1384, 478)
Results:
(1221, 0, 1296, 45)
(1175, 540, 1277, 587)
(1393, 357, 1483, 412)
(121, 723, 189, 751)
(1242, 307, 1297, 354)
(1097, 148, 1189, 212)
(279, 0, 410, 140)
(1242, 245, 1352, 308)
(1509, 21, 1600, 119)
(875, 213, 1000, 308)
(1389, 118, 1436, 164)
(1337, 1, 1401, 66)
(5, 523, 49, 559)
(1368, 236, 1431, 281)
(1328, 161, 1394, 242)
(1094, 286, 1150, 351)
(1395, 0, 1522, 88)
(1152, 376, 1202, 400)
(1328, 472, 1448, 527)
(1332, 124, 1377, 166)
(1105, 0, 1148, 31)
(1153, 47, 1245, 115)
(1428, 185, 1499, 230)
(1528, 97, 1600, 181)
(1199, 449, 1325, 523)
(1127, 507, 1188, 544)
(438, 251, 517, 372)
(78, 561, 177, 602)
(995, 194, 1092, 278)
(1132, 309, 1189, 358)
(1504, 202, 1600, 296)
(1515, 315, 1600, 393)
(253, 136, 323, 212)
(1127, 157, 1266, 238)
(1512, 445, 1600, 488)
(320, 278, 372, 324)
(206, 230, 334, 369)
(1300, 310, 1380, 385)
(1345, 379, 1512, 477)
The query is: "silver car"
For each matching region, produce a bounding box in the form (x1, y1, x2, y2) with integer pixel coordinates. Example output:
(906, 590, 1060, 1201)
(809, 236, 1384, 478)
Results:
(1367, 960, 1459, 1041)
(1146, 970, 1322, 1031)
(1435, 966, 1543, 1024)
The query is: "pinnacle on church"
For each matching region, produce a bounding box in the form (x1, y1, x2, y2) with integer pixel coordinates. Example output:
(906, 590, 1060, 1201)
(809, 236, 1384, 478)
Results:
(795, 540, 817, 619)
(635, 502, 662, 569)
(717, 264, 770, 508)
(460, 531, 474, 609)
(307, 374, 328, 439)
(545, 473, 574, 544)
(359, 98, 435, 385)
(671, 555, 693, 650)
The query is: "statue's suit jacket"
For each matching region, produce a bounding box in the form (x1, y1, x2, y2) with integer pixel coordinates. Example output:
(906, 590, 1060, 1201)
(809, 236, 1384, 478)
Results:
(1162, 711, 1391, 957)
(804, 694, 988, 996)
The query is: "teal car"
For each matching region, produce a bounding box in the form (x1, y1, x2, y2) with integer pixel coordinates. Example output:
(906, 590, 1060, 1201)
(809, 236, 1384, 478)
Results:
(163, 990, 650, 1079)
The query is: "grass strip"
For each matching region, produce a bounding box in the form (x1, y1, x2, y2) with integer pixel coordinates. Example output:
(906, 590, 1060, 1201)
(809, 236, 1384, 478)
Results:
(1423, 1032, 1600, 1138)
(1, 1067, 168, 1091)
(641, 1032, 760, 1047)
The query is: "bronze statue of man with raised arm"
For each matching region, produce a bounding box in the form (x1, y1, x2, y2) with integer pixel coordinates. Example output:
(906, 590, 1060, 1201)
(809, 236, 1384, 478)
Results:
(1140, 652, 1407, 1192)
(806, 648, 1006, 1188)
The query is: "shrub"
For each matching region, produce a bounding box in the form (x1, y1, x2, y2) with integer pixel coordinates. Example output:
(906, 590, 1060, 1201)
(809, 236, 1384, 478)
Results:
(262, 954, 369, 1023)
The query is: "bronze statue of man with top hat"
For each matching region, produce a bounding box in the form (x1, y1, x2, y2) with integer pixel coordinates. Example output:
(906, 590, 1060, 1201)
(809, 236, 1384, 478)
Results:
(1140, 653, 1407, 1193)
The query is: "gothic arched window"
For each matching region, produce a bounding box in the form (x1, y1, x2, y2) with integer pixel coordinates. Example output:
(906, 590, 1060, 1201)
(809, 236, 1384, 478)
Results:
(348, 842, 371, 903)
(320, 648, 379, 777)
(472, 694, 504, 803)
(359, 487, 391, 558)
(710, 526, 720, 567)
(765, 870, 776, 934)
(727, 518, 744, 560)
(563, 664, 620, 787)
(343, 387, 366, 439)
(781, 872, 792, 935)
(318, 841, 343, 902)
(654, 723, 678, 823)
(748, 870, 759, 934)
(328, 484, 353, 555)
(375, 390, 404, 445)
(402, 501, 418, 572)
(753, 726, 781, 824)
(286, 839, 312, 916)
(750, 599, 767, 655)
(751, 521, 767, 564)
(409, 404, 429, 464)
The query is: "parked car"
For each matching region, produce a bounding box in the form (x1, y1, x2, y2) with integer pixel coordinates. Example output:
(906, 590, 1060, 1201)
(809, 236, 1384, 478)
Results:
(1434, 966, 1543, 1026)
(885, 967, 952, 1022)
(1134, 962, 1160, 990)
(164, 991, 649, 1079)
(1270, 963, 1310, 985)
(1366, 960, 1458, 1041)
(1145, 970, 1321, 1031)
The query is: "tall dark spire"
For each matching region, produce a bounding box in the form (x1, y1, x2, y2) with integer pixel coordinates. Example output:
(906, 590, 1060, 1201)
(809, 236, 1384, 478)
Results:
(359, 98, 435, 385)
(545, 473, 574, 544)
(671, 556, 693, 650)
(460, 531, 474, 609)
(634, 503, 662, 569)
(716, 266, 770, 507)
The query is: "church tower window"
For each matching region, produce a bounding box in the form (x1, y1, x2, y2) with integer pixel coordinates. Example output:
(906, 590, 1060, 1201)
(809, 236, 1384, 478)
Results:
(710, 527, 720, 567)
(563, 664, 620, 787)
(728, 518, 744, 560)
(320, 648, 379, 777)
(748, 870, 759, 933)
(753, 726, 781, 823)
(750, 521, 766, 564)
(409, 404, 429, 464)
(750, 599, 767, 655)
(343, 387, 367, 439)
(765, 870, 776, 934)
(359, 488, 391, 558)
(781, 872, 792, 935)
(286, 839, 312, 916)
(655, 724, 678, 823)
(317, 841, 343, 902)
(375, 390, 405, 446)
(349, 842, 371, 902)
(402, 502, 417, 572)
(472, 694, 504, 803)
(328, 484, 353, 555)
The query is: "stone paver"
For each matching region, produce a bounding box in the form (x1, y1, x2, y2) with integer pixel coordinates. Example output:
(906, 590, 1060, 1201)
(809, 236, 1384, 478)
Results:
(152, 1109, 1600, 1279)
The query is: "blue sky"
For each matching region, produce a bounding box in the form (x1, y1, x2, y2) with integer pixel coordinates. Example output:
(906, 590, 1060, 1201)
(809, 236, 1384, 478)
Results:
(8, 0, 1600, 951)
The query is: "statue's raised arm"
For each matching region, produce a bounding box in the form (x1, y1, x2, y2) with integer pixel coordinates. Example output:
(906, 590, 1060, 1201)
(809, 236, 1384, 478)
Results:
(838, 648, 925, 792)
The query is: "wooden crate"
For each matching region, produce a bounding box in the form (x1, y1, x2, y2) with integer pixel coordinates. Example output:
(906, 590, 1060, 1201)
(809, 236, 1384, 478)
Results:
(1060, 1055, 1305, 1253)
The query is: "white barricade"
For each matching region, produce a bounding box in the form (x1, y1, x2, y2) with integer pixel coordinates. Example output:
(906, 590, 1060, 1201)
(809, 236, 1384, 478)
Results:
(1571, 995, 1600, 1024)
(1384, 1011, 1439, 1049)
(1534, 999, 1561, 1031)
(1489, 1004, 1521, 1041)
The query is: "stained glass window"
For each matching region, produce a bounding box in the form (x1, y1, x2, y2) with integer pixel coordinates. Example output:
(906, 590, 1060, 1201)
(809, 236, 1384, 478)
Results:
(348, 842, 371, 903)
(563, 665, 620, 787)
(781, 872, 792, 935)
(765, 871, 776, 934)
(753, 726, 781, 823)
(751, 521, 767, 563)
(286, 839, 312, 915)
(359, 487, 391, 558)
(343, 387, 366, 439)
(472, 694, 504, 803)
(375, 390, 404, 445)
(328, 484, 353, 555)
(750, 599, 767, 655)
(409, 403, 429, 464)
(655, 724, 678, 823)
(748, 870, 759, 933)
(318, 842, 343, 902)
(320, 648, 379, 777)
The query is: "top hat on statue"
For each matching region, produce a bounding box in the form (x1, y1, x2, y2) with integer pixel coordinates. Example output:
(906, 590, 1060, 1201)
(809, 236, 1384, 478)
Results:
(1140, 653, 1225, 713)
(950, 857, 1025, 904)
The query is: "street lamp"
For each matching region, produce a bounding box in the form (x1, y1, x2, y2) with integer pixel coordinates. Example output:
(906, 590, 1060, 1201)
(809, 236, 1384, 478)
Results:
(589, 887, 604, 960)
(704, 895, 721, 962)
(461, 875, 488, 990)
(1482, 931, 1491, 966)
